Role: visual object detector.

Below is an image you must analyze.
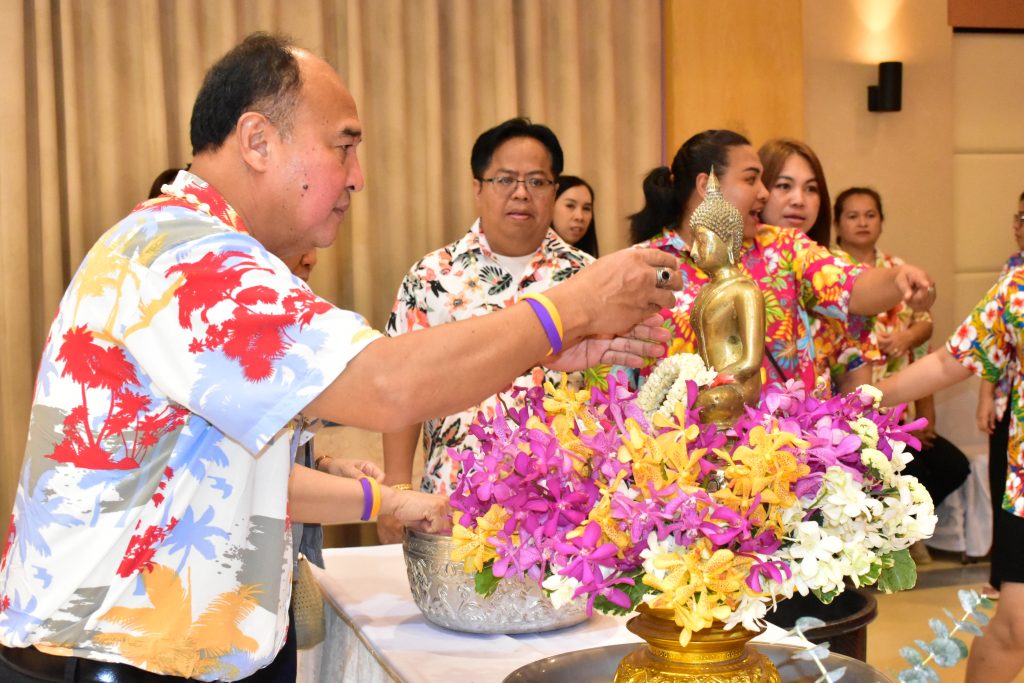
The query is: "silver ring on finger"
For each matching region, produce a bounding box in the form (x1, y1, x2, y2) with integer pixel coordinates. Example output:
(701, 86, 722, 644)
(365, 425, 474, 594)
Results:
(655, 267, 673, 289)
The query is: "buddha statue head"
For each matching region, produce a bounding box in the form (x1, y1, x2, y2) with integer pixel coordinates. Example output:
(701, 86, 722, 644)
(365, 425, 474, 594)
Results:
(688, 168, 744, 266)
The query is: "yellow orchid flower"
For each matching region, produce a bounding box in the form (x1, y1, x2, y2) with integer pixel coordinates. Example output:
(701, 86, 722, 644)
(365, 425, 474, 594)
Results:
(586, 494, 632, 553)
(449, 506, 509, 574)
(543, 374, 599, 433)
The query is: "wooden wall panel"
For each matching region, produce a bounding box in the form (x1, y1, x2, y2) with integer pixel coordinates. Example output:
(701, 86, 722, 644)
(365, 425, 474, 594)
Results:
(949, 0, 1024, 30)
(663, 0, 804, 158)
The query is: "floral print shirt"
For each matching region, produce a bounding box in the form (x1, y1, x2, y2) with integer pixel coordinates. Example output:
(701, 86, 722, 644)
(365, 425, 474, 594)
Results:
(832, 248, 930, 385)
(386, 219, 592, 495)
(993, 253, 1024, 418)
(0, 172, 380, 680)
(636, 226, 869, 393)
(947, 266, 1024, 516)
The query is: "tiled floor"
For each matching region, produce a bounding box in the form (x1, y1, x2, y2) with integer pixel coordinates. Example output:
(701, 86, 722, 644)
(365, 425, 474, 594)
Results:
(865, 549, 1023, 682)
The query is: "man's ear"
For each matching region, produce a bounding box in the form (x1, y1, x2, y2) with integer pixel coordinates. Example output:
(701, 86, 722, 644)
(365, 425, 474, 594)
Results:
(236, 111, 274, 172)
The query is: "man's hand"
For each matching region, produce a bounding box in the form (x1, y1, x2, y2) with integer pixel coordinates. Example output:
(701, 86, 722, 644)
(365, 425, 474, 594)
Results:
(555, 248, 680, 339)
(379, 489, 451, 536)
(376, 513, 405, 544)
(547, 315, 669, 371)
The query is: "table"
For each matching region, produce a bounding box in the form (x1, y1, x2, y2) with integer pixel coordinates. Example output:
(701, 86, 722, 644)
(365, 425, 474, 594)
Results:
(299, 544, 814, 683)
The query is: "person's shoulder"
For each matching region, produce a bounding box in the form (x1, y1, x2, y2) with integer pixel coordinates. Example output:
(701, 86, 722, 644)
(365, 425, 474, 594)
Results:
(545, 230, 594, 266)
(405, 227, 475, 274)
(105, 203, 257, 270)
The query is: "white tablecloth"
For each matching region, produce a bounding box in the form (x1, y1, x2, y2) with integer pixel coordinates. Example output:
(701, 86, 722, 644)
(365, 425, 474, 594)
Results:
(298, 544, 801, 683)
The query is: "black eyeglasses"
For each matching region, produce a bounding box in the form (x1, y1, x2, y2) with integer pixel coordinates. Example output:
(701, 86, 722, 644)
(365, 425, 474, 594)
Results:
(479, 175, 556, 196)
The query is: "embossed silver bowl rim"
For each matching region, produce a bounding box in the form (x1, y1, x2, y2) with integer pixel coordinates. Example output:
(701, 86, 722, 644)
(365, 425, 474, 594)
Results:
(402, 528, 589, 634)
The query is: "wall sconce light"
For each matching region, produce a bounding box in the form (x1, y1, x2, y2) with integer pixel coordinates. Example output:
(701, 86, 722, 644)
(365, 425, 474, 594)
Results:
(868, 61, 902, 112)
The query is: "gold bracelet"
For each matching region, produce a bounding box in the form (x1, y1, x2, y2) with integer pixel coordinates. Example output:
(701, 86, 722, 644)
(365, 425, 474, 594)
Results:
(313, 454, 331, 471)
(391, 483, 413, 491)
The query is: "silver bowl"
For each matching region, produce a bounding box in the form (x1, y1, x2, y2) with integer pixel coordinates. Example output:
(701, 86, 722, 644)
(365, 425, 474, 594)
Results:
(402, 528, 589, 634)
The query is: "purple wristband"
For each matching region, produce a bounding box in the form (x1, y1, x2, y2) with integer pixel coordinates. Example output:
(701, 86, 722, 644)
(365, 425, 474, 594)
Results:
(523, 297, 563, 354)
(359, 477, 374, 521)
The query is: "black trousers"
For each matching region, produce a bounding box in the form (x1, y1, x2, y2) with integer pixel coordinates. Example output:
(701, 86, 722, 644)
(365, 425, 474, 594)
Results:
(902, 433, 971, 509)
(0, 609, 296, 683)
(987, 410, 1024, 588)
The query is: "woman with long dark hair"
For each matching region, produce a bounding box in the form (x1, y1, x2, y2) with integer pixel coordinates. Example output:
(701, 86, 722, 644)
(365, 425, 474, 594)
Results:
(552, 175, 599, 257)
(629, 129, 935, 392)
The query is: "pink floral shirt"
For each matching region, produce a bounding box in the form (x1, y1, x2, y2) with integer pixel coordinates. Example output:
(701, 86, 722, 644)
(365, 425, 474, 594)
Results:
(636, 226, 870, 393)
(386, 220, 592, 494)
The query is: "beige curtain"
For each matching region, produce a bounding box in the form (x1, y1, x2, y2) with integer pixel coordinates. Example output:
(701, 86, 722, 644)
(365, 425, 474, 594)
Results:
(0, 0, 662, 543)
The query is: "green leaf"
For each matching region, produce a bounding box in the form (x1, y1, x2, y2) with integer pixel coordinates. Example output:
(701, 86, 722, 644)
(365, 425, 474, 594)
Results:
(898, 668, 929, 683)
(813, 587, 839, 604)
(929, 637, 962, 667)
(970, 609, 990, 626)
(921, 665, 941, 683)
(474, 566, 500, 598)
(857, 560, 883, 586)
(958, 589, 981, 613)
(593, 571, 652, 616)
(796, 616, 827, 632)
(877, 549, 917, 593)
(899, 647, 924, 666)
(955, 620, 983, 637)
(951, 637, 969, 660)
(928, 618, 949, 639)
(824, 666, 847, 682)
(792, 645, 831, 661)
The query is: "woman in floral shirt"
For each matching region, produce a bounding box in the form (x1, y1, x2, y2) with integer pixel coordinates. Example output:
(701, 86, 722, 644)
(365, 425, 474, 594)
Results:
(757, 138, 879, 393)
(879, 266, 1024, 683)
(976, 190, 1024, 599)
(628, 129, 935, 394)
(831, 187, 968, 559)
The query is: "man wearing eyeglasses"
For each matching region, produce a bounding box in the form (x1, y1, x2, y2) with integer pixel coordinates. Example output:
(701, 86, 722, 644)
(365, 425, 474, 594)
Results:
(378, 119, 591, 539)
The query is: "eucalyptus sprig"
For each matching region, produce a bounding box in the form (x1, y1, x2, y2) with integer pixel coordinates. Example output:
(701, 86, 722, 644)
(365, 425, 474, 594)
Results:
(897, 589, 995, 683)
(785, 616, 846, 683)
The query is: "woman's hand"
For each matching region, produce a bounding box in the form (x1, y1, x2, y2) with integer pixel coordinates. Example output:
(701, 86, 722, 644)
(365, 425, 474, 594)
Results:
(977, 382, 997, 434)
(876, 330, 911, 358)
(895, 265, 936, 311)
(321, 457, 385, 481)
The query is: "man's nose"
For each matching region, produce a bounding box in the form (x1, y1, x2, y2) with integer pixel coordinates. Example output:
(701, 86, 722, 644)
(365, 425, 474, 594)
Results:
(510, 181, 530, 199)
(347, 155, 365, 193)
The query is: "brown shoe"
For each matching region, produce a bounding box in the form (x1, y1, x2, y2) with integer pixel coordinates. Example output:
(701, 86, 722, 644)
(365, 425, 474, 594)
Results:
(909, 541, 933, 565)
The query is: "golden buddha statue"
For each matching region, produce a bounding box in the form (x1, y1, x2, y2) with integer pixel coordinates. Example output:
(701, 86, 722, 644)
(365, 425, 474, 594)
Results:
(688, 169, 765, 429)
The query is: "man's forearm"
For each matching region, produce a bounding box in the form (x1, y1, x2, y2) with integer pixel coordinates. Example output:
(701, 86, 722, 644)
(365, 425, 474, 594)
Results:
(306, 302, 551, 430)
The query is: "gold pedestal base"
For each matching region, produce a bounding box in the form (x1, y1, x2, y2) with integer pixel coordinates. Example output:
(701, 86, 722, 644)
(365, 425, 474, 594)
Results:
(614, 605, 781, 683)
